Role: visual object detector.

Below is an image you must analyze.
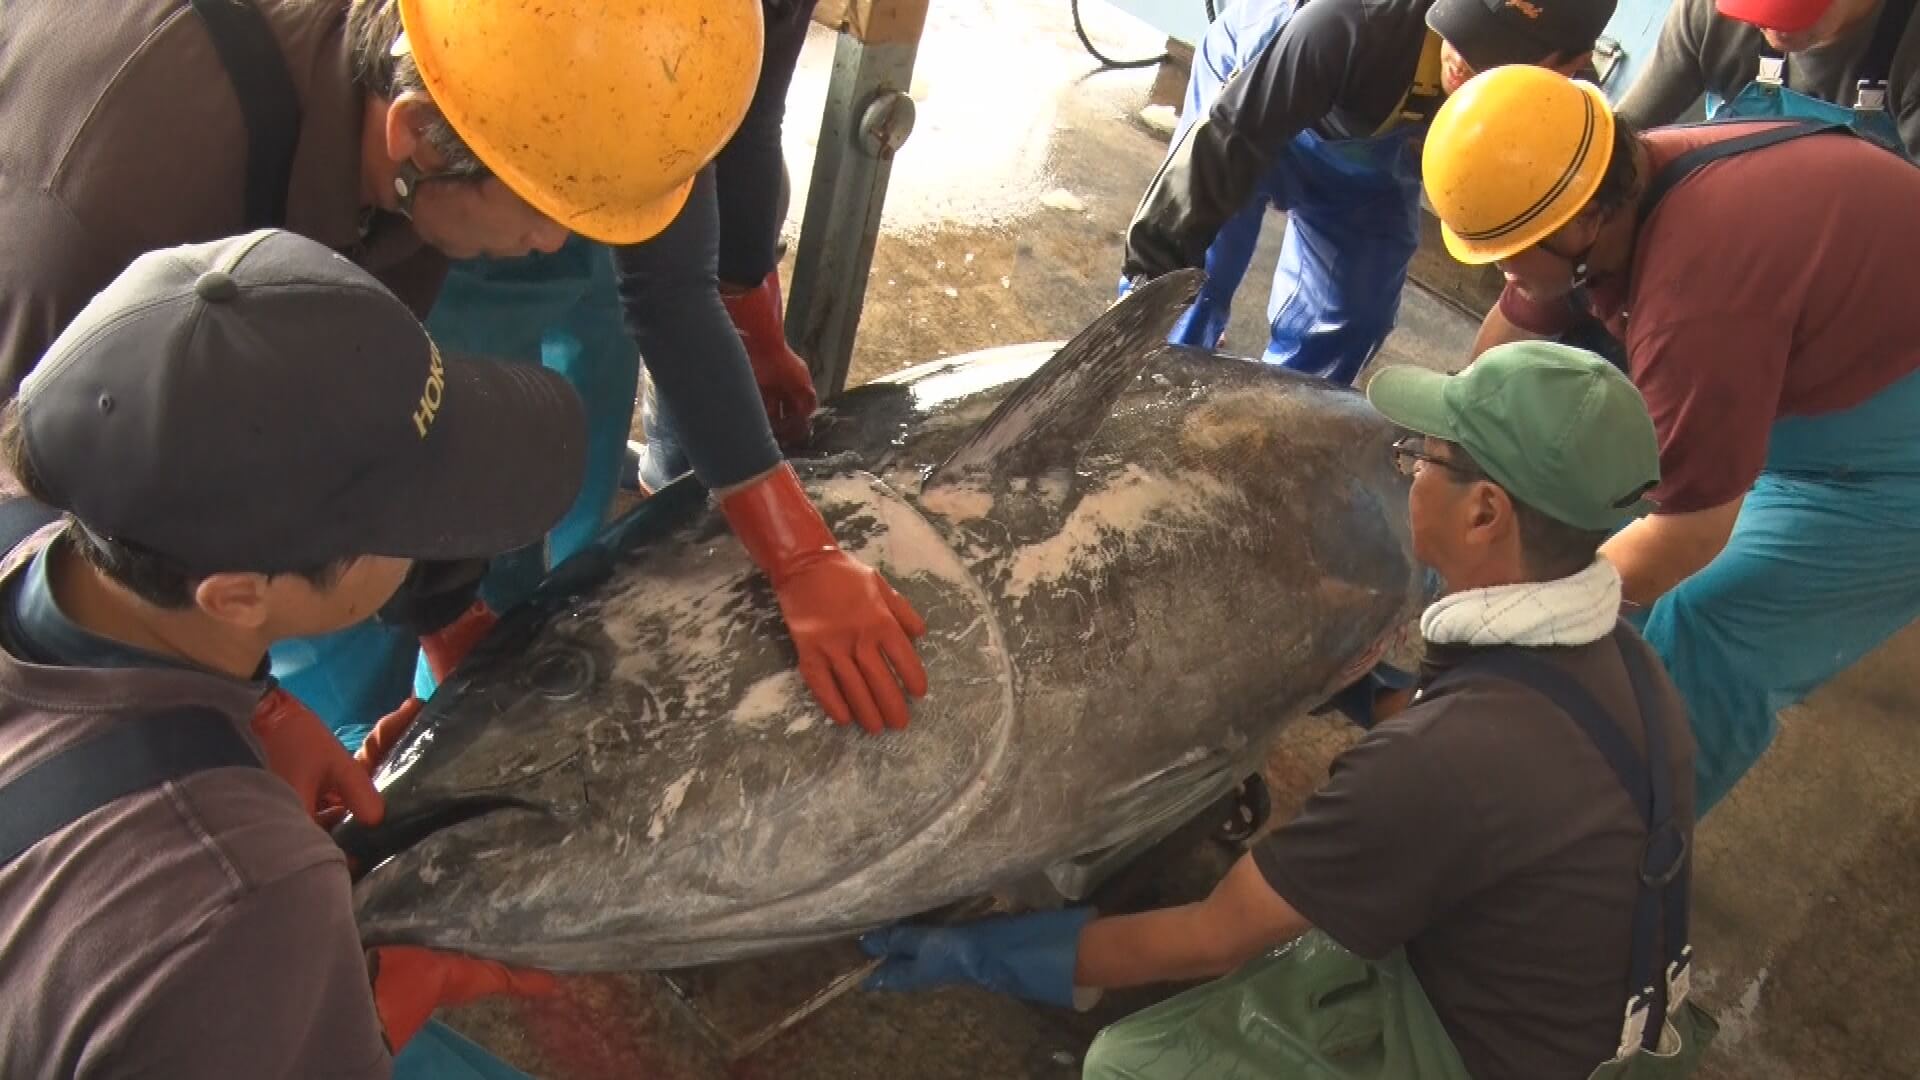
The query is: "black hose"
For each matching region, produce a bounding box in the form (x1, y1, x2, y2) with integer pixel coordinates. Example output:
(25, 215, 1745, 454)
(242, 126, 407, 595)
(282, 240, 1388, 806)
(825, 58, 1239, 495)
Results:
(1070, 0, 1222, 71)
(1070, 0, 1169, 70)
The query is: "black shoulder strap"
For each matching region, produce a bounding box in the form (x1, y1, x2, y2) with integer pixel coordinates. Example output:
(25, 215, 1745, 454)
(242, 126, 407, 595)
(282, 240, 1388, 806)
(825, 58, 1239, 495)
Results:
(0, 706, 263, 869)
(1862, 0, 1916, 87)
(188, 0, 303, 230)
(1427, 630, 1687, 1051)
(1642, 120, 1852, 215)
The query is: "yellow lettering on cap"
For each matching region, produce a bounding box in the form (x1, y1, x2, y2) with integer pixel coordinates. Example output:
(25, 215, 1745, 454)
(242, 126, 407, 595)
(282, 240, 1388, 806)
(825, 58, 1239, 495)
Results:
(1505, 0, 1543, 18)
(413, 342, 446, 438)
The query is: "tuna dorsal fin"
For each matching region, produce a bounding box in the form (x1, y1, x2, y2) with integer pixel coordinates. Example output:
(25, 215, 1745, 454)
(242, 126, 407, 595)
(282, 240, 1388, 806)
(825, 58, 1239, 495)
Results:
(924, 269, 1203, 488)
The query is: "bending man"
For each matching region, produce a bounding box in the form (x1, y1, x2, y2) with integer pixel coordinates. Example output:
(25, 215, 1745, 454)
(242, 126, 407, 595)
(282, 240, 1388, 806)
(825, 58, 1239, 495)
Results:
(1425, 65, 1920, 810)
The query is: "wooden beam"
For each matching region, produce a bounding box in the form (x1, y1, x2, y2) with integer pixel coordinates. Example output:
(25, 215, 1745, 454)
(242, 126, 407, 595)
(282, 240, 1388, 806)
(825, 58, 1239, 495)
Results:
(811, 0, 929, 46)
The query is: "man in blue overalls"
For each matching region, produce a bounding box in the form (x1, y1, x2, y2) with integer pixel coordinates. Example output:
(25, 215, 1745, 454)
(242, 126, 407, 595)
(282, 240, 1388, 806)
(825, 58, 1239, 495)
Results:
(1619, 0, 1918, 157)
(1120, 0, 1617, 384)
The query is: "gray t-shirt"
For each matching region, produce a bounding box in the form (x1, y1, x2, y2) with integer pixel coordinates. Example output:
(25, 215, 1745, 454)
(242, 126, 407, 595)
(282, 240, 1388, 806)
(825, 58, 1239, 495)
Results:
(1617, 0, 1920, 155)
(0, 533, 390, 1079)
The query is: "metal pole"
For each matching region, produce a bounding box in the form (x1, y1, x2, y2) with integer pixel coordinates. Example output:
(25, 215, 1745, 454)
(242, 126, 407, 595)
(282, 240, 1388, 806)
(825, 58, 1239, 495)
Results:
(785, 31, 921, 398)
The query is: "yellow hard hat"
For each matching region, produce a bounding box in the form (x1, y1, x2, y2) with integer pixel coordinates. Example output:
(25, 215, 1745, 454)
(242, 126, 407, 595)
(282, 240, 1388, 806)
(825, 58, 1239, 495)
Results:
(1421, 67, 1616, 265)
(397, 0, 765, 244)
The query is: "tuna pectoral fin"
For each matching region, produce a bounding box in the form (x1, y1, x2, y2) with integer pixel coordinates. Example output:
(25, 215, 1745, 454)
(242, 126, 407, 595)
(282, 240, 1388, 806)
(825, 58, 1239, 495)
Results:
(923, 269, 1204, 489)
(331, 795, 545, 882)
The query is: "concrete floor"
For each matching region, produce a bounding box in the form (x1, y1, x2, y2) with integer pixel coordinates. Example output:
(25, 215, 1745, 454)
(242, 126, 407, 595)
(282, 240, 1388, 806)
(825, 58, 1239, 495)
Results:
(447, 2, 1920, 1075)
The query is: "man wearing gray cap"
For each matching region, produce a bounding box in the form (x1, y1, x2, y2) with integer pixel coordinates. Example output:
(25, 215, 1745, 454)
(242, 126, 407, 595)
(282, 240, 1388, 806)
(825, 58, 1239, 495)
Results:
(0, 230, 576, 1077)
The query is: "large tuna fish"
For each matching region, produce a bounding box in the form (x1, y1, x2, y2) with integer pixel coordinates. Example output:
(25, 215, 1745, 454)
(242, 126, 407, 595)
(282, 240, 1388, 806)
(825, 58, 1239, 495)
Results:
(341, 272, 1425, 971)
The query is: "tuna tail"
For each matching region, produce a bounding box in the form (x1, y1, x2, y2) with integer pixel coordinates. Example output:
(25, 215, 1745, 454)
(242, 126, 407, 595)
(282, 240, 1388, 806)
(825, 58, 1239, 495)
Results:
(923, 269, 1203, 490)
(330, 794, 546, 882)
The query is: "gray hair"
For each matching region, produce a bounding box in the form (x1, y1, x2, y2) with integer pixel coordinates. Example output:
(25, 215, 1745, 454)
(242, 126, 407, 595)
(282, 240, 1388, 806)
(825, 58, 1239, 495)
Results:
(345, 0, 489, 178)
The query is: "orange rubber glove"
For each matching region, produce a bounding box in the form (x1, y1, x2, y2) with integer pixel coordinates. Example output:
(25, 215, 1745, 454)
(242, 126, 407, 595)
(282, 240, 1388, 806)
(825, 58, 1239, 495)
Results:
(719, 463, 929, 733)
(296, 694, 424, 830)
(356, 696, 425, 772)
(721, 269, 818, 447)
(368, 945, 558, 1053)
(420, 600, 499, 684)
(252, 688, 384, 826)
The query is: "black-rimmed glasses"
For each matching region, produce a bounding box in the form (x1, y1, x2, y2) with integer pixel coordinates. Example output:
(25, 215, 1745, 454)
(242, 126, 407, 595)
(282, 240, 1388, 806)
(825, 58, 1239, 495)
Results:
(1391, 435, 1482, 481)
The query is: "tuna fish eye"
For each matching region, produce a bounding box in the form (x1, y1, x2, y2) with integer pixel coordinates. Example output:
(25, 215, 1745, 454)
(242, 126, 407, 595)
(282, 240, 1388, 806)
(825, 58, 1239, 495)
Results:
(524, 646, 596, 701)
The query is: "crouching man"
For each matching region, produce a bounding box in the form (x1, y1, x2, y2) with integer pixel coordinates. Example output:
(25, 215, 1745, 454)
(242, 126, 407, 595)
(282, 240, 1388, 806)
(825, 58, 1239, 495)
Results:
(0, 231, 575, 1077)
(861, 344, 1716, 1080)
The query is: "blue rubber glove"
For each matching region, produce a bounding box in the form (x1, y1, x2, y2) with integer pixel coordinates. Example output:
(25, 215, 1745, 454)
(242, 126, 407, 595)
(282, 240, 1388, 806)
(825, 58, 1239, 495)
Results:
(858, 908, 1095, 1008)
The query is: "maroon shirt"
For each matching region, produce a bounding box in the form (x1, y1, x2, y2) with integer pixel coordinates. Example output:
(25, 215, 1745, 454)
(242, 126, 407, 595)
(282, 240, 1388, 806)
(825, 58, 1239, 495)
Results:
(1500, 124, 1920, 513)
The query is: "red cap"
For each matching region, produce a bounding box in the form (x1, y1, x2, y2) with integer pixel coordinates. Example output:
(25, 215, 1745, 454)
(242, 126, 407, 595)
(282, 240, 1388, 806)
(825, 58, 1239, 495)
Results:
(1715, 0, 1833, 33)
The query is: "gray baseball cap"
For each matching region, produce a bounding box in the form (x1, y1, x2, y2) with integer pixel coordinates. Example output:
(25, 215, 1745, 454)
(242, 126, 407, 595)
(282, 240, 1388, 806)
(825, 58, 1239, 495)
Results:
(18, 229, 586, 575)
(1428, 0, 1618, 72)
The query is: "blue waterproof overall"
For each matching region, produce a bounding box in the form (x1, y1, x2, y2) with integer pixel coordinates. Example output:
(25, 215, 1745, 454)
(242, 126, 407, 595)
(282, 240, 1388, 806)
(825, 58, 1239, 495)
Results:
(1166, 0, 1430, 385)
(1592, 117, 1920, 815)
(1708, 63, 1905, 153)
(268, 237, 637, 747)
(1640, 366, 1920, 813)
(1705, 0, 1911, 156)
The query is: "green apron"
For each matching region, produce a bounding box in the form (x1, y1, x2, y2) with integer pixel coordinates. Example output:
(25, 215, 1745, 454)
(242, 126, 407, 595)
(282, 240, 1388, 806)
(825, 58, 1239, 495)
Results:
(1082, 933, 1472, 1080)
(1085, 632, 1718, 1080)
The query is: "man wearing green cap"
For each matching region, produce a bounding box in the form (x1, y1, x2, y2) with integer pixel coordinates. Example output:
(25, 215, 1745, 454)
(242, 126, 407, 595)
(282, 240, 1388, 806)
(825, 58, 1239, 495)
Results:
(859, 344, 1711, 1080)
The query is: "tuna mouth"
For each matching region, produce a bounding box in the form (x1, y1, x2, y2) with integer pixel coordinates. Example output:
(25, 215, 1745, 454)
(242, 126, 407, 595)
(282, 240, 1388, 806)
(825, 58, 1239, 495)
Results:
(331, 794, 547, 882)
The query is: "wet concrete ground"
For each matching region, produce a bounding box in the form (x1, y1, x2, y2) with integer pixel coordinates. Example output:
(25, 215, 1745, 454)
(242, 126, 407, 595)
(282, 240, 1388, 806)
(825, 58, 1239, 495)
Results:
(447, 1, 1920, 1075)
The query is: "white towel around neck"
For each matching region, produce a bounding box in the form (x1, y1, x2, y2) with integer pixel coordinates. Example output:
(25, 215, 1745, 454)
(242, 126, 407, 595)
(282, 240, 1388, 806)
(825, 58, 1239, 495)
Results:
(1420, 559, 1622, 648)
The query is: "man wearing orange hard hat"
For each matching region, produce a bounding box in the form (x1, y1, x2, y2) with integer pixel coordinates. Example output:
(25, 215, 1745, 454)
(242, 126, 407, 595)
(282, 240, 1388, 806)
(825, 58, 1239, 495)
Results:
(0, 0, 929, 1074)
(1421, 64, 1920, 816)
(384, 0, 928, 751)
(0, 0, 929, 778)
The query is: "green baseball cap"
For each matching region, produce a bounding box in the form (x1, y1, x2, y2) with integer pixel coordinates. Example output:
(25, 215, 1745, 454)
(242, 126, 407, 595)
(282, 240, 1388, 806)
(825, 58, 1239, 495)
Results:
(1365, 342, 1660, 531)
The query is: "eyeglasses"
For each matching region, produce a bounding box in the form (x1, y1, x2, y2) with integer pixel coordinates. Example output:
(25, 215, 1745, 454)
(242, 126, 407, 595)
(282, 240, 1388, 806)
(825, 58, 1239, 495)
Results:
(1391, 435, 1483, 481)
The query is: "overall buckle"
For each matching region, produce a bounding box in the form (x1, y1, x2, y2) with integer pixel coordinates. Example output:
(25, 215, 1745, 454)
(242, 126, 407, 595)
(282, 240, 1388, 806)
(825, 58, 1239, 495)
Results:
(1641, 820, 1689, 887)
(1614, 990, 1653, 1061)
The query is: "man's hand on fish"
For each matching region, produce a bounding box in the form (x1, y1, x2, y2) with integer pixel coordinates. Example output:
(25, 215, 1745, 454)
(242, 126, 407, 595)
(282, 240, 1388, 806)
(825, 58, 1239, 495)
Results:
(862, 858, 1313, 1009)
(256, 689, 424, 830)
(420, 599, 502, 683)
(251, 688, 386, 828)
(859, 909, 1095, 1007)
(720, 462, 930, 733)
(744, 323, 819, 448)
(355, 696, 425, 773)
